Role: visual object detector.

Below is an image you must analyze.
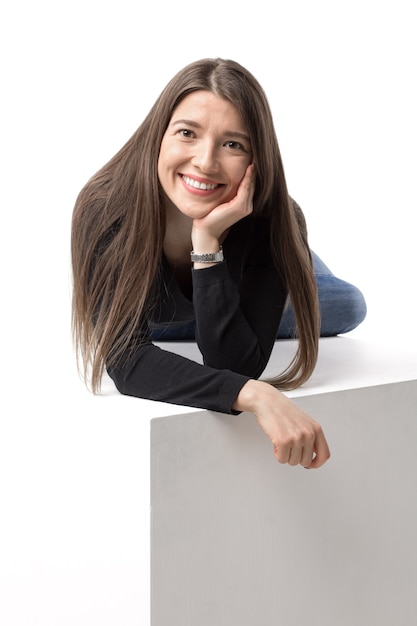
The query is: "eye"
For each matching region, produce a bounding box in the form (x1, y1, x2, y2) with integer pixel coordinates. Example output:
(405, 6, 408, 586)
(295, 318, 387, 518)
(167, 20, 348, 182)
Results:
(177, 128, 196, 139)
(224, 140, 249, 153)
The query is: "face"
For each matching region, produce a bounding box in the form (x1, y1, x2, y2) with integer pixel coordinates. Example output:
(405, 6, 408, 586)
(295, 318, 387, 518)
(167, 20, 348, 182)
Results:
(157, 90, 253, 219)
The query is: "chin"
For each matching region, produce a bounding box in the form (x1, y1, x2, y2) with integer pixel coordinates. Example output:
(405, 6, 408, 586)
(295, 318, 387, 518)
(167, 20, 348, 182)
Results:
(176, 202, 216, 219)
(183, 208, 213, 220)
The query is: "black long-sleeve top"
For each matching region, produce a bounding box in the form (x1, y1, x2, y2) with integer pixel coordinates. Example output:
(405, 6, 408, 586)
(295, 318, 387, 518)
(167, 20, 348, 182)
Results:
(107, 214, 288, 414)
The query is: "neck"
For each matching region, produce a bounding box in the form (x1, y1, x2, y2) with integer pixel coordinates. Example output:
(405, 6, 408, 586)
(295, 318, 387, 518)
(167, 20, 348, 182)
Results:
(163, 202, 193, 265)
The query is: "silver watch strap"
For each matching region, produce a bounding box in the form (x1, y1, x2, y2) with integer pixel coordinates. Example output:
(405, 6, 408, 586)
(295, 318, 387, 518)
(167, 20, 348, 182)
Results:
(190, 247, 224, 263)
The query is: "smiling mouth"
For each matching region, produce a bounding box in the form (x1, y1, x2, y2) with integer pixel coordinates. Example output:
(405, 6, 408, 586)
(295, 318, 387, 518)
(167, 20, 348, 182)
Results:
(181, 175, 221, 191)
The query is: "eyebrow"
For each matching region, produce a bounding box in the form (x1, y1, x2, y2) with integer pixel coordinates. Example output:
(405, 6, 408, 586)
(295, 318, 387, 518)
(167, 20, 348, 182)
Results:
(171, 119, 251, 143)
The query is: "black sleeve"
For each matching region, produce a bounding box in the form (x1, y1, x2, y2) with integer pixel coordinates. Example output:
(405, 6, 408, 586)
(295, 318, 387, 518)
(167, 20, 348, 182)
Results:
(192, 242, 286, 379)
(107, 342, 250, 414)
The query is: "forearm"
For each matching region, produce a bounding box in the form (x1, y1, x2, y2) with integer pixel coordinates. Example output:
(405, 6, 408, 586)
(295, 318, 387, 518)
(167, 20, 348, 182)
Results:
(192, 262, 272, 377)
(108, 342, 250, 414)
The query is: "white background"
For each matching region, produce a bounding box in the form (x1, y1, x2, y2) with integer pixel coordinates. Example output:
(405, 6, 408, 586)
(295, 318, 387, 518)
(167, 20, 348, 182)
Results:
(1, 1, 416, 624)
(2, 0, 416, 351)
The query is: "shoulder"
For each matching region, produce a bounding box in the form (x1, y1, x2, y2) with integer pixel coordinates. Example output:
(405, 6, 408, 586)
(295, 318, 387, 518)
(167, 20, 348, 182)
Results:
(289, 196, 308, 240)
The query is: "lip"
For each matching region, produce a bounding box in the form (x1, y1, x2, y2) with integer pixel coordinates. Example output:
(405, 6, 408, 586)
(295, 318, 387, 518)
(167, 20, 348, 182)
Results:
(179, 173, 224, 196)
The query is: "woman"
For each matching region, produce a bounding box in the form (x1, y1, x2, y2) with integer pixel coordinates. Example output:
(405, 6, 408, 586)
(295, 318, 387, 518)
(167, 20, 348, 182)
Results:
(71, 58, 364, 469)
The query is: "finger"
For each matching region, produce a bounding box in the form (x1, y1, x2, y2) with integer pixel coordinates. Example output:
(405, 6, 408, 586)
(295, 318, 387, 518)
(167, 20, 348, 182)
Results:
(273, 443, 304, 466)
(273, 444, 290, 465)
(287, 446, 303, 467)
(299, 441, 315, 468)
(276, 432, 316, 467)
(236, 163, 256, 199)
(244, 162, 256, 184)
(305, 433, 331, 469)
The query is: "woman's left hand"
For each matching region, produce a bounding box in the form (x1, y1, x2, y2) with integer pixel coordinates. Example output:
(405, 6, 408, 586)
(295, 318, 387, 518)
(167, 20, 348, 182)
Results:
(191, 163, 256, 252)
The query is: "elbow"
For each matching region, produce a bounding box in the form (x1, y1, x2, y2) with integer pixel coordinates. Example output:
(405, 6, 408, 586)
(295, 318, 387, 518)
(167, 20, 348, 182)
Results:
(107, 364, 130, 396)
(203, 352, 268, 380)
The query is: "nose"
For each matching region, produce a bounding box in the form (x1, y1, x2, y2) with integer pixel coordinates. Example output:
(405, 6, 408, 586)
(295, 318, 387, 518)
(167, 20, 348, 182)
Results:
(191, 140, 219, 174)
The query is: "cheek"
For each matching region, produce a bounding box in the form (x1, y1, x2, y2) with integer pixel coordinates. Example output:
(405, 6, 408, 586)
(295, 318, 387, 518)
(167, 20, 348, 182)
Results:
(158, 142, 185, 180)
(157, 137, 168, 171)
(157, 143, 175, 187)
(223, 160, 250, 199)
(228, 162, 250, 191)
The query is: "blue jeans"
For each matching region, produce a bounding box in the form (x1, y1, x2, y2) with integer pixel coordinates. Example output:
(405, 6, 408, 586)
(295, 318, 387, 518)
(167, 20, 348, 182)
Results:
(149, 251, 367, 341)
(277, 251, 367, 338)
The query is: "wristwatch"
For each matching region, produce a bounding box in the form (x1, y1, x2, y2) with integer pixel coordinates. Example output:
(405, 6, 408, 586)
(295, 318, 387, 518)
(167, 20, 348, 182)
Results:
(190, 247, 224, 264)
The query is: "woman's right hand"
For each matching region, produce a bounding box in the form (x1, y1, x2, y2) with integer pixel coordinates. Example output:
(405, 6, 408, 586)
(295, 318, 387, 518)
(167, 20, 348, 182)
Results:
(233, 379, 330, 469)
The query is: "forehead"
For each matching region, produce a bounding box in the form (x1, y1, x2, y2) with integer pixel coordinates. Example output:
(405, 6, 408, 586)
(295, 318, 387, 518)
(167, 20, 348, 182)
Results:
(170, 90, 246, 129)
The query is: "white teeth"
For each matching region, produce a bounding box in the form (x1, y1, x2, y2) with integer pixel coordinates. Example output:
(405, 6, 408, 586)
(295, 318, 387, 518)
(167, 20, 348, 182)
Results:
(182, 175, 217, 190)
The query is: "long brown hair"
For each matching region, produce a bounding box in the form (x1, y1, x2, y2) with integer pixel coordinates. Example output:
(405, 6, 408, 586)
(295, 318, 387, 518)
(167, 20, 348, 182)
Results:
(71, 58, 319, 393)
